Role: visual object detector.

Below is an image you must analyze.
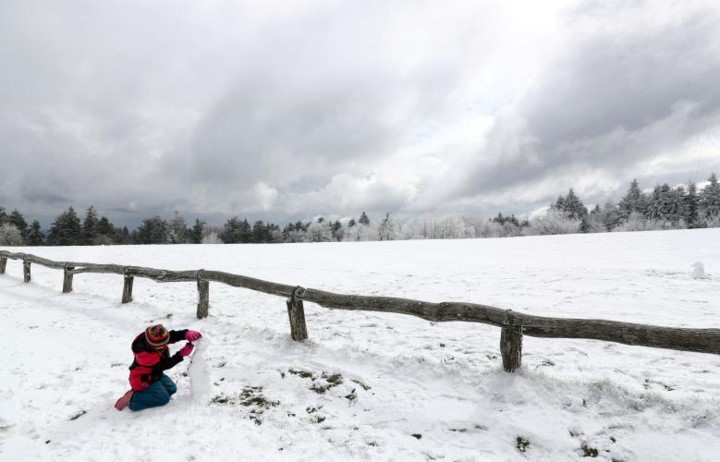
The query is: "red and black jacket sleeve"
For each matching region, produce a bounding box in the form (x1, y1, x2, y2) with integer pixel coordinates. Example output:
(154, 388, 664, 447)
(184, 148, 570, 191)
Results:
(151, 330, 188, 372)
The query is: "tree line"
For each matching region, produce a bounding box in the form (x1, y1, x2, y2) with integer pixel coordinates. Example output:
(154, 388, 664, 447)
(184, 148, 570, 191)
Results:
(1, 173, 718, 246)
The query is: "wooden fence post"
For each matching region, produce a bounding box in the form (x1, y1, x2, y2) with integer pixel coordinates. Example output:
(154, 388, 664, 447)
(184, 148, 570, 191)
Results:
(122, 269, 134, 304)
(197, 271, 209, 319)
(23, 259, 31, 283)
(0, 257, 6, 274)
(63, 265, 74, 294)
(500, 310, 523, 372)
(286, 286, 308, 341)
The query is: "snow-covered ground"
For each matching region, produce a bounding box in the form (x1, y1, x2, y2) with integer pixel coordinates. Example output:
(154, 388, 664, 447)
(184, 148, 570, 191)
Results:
(1, 229, 719, 461)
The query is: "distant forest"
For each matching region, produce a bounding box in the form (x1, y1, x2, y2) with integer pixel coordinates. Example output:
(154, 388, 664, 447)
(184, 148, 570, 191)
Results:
(1, 173, 719, 246)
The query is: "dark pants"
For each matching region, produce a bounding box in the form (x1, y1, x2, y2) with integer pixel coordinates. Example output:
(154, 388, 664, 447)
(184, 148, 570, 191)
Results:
(129, 374, 177, 411)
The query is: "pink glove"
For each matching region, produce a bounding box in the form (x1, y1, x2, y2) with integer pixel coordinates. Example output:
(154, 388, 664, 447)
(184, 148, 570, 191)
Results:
(179, 342, 194, 357)
(185, 330, 202, 342)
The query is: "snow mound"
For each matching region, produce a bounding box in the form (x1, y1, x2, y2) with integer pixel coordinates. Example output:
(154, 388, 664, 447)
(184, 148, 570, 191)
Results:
(692, 262, 707, 279)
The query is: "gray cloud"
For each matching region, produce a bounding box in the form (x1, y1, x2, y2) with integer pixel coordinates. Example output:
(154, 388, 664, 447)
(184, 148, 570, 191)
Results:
(1, 0, 719, 226)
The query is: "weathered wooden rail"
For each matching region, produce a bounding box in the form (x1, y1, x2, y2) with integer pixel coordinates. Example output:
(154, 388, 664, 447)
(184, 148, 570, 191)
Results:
(1, 249, 718, 372)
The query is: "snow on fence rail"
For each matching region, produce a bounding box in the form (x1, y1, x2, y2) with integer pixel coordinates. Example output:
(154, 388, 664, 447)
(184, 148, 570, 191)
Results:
(2, 250, 719, 372)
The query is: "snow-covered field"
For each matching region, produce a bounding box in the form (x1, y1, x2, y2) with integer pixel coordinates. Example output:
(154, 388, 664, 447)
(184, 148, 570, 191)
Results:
(1, 229, 719, 461)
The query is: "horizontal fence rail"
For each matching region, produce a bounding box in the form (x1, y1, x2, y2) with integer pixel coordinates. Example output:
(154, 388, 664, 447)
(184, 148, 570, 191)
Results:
(1, 249, 718, 372)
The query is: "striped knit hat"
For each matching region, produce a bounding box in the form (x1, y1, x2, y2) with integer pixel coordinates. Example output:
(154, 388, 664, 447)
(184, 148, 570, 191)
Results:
(145, 324, 169, 348)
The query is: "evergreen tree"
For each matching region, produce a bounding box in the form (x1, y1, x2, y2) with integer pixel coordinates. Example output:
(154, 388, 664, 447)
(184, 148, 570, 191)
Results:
(550, 189, 588, 231)
(82, 206, 99, 245)
(492, 213, 521, 227)
(619, 179, 643, 218)
(221, 217, 252, 243)
(9, 210, 28, 238)
(191, 219, 205, 244)
(601, 201, 623, 231)
(347, 218, 356, 228)
(253, 220, 266, 243)
(331, 220, 343, 241)
(26, 220, 45, 246)
(646, 185, 666, 220)
(135, 216, 170, 244)
(700, 173, 720, 219)
(684, 182, 700, 226)
(358, 212, 370, 226)
(265, 223, 281, 243)
(667, 186, 686, 225)
(563, 189, 588, 220)
(97, 216, 113, 236)
(240, 219, 253, 243)
(47, 207, 83, 246)
(114, 226, 132, 245)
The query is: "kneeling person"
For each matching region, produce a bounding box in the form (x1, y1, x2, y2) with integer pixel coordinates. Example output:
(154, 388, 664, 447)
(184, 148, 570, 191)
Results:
(124, 324, 201, 411)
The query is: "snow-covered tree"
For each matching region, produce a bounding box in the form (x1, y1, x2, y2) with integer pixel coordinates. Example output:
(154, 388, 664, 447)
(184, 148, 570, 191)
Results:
(342, 221, 378, 241)
(307, 220, 333, 242)
(666, 186, 687, 225)
(700, 173, 720, 220)
(612, 212, 680, 232)
(646, 185, 669, 221)
(0, 224, 23, 246)
(378, 213, 397, 240)
(358, 212, 370, 226)
(201, 231, 222, 244)
(523, 209, 582, 235)
(8, 210, 27, 239)
(551, 189, 588, 232)
(169, 211, 190, 244)
(684, 182, 700, 226)
(619, 179, 645, 218)
(331, 220, 344, 241)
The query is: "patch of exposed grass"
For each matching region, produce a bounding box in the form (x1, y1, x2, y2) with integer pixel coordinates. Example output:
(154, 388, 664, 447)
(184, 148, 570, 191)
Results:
(516, 436, 530, 453)
(288, 369, 315, 379)
(580, 443, 599, 458)
(209, 386, 279, 425)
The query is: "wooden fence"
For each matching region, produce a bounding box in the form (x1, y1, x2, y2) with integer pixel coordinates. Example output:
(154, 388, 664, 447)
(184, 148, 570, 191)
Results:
(1, 249, 718, 372)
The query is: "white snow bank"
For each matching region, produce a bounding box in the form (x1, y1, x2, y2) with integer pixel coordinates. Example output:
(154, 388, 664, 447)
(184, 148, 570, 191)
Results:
(1, 228, 719, 461)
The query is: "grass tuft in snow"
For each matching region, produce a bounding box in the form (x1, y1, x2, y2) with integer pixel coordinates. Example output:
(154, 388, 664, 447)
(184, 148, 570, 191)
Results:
(516, 436, 530, 453)
(579, 443, 599, 458)
(288, 368, 346, 394)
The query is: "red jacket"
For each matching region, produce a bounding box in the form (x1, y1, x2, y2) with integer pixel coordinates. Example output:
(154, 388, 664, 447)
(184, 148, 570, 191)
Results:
(128, 329, 187, 391)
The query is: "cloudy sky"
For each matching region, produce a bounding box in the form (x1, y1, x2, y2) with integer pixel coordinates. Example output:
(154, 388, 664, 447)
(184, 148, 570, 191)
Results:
(1, 0, 719, 227)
